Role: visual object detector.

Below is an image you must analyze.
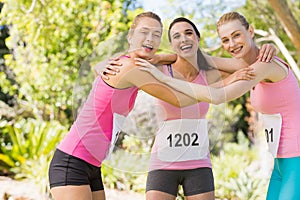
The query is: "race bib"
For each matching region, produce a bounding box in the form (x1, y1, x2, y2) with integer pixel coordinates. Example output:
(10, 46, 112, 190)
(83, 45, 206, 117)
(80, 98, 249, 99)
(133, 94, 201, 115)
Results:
(156, 119, 209, 162)
(106, 113, 126, 159)
(262, 113, 282, 157)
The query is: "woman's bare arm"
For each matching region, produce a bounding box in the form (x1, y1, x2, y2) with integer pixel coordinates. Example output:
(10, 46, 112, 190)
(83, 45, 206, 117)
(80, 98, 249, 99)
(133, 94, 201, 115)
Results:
(203, 43, 277, 73)
(105, 57, 199, 108)
(203, 54, 248, 73)
(139, 60, 275, 104)
(205, 67, 255, 88)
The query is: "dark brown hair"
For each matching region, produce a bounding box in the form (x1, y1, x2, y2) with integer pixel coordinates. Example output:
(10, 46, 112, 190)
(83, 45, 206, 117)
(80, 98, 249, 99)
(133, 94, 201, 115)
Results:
(168, 17, 200, 42)
(168, 17, 210, 71)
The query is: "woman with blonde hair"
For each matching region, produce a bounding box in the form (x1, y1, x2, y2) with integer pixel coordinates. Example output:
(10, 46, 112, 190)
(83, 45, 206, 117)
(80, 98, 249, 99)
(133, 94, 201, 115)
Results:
(140, 12, 300, 200)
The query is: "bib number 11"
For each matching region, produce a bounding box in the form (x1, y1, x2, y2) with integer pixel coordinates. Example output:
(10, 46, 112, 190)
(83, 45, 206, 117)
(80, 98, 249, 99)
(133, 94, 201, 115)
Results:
(167, 133, 199, 147)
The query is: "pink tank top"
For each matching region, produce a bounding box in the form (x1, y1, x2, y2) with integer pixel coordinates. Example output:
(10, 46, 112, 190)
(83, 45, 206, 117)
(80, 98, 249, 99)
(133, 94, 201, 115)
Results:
(58, 76, 138, 166)
(250, 57, 300, 158)
(149, 65, 212, 170)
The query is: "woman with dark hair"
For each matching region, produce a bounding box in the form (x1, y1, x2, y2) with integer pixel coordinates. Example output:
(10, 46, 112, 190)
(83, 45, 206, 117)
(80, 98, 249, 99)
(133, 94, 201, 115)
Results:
(145, 17, 222, 200)
(141, 12, 300, 200)
(48, 12, 203, 200)
(97, 16, 276, 200)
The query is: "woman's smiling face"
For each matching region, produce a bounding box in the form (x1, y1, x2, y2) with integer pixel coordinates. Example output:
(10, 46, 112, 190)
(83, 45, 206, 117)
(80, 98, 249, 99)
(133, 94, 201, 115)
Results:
(169, 21, 200, 58)
(127, 17, 162, 59)
(218, 19, 255, 59)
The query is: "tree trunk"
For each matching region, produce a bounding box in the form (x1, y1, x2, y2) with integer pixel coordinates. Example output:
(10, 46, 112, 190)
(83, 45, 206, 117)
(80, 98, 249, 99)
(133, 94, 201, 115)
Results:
(267, 0, 300, 60)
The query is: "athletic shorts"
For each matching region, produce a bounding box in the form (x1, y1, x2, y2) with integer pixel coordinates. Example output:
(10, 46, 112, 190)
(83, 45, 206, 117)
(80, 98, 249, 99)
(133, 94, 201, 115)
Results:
(267, 157, 300, 200)
(48, 149, 104, 192)
(146, 167, 214, 196)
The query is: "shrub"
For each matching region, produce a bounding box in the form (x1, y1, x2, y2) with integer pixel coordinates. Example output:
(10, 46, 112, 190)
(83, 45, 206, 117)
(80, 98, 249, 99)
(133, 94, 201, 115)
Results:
(212, 132, 268, 200)
(0, 118, 67, 195)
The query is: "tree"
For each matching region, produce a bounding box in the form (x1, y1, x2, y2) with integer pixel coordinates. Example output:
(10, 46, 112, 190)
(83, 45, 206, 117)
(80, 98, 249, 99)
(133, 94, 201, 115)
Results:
(168, 0, 300, 143)
(0, 2, 17, 117)
(268, 0, 300, 60)
(239, 0, 300, 79)
(0, 0, 138, 124)
(0, 0, 145, 192)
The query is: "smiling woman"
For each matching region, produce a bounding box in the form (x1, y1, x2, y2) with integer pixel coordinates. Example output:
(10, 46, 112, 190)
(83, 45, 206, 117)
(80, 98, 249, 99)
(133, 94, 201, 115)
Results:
(169, 20, 200, 59)
(126, 14, 162, 58)
(139, 12, 300, 200)
(143, 17, 216, 200)
(48, 11, 202, 200)
(97, 14, 277, 199)
(217, 13, 254, 60)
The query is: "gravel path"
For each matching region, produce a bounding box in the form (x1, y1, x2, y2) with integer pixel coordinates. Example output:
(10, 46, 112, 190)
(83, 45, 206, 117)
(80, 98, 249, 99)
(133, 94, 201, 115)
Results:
(0, 176, 145, 200)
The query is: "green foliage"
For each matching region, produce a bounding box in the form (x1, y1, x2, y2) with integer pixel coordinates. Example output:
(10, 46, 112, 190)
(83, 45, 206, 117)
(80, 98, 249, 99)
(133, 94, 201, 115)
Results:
(207, 103, 245, 155)
(0, 72, 18, 96)
(2, 1, 296, 198)
(0, 118, 67, 194)
(0, 0, 137, 123)
(0, 1, 139, 193)
(0, 0, 145, 196)
(224, 170, 268, 200)
(176, 186, 184, 200)
(102, 150, 148, 192)
(0, 118, 66, 171)
(213, 132, 268, 200)
(239, 0, 298, 59)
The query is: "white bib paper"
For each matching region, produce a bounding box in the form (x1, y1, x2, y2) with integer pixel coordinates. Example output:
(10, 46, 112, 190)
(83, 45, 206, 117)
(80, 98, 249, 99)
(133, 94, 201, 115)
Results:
(106, 113, 126, 159)
(156, 119, 209, 162)
(262, 113, 282, 157)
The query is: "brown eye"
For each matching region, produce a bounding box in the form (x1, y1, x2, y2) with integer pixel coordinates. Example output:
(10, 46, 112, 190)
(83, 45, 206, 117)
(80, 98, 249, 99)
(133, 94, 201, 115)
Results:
(173, 34, 179, 39)
(222, 39, 229, 44)
(233, 33, 240, 38)
(153, 31, 161, 38)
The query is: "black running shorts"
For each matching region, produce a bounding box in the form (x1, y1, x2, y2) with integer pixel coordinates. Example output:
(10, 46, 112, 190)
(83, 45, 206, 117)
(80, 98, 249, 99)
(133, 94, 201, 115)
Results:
(146, 167, 214, 196)
(48, 149, 104, 192)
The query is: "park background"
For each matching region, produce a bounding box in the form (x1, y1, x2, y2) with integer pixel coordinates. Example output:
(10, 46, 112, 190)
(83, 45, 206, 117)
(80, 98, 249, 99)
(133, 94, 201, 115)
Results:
(0, 0, 299, 199)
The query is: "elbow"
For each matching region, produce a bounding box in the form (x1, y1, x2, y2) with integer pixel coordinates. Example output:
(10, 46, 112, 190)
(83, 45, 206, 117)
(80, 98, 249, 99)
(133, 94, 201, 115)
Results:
(210, 99, 223, 105)
(172, 101, 182, 108)
(201, 96, 221, 105)
(173, 101, 190, 108)
(210, 94, 226, 105)
(172, 99, 197, 108)
(204, 88, 226, 105)
(165, 98, 184, 108)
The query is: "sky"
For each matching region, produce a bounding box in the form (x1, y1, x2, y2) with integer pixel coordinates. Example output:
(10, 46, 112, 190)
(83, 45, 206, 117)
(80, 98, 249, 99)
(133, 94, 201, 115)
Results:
(137, 0, 246, 21)
(136, 0, 246, 48)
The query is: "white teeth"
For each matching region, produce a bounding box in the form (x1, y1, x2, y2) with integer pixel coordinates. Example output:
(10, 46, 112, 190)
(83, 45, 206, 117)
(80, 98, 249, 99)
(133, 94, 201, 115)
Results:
(144, 44, 153, 49)
(231, 46, 242, 53)
(181, 45, 192, 50)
